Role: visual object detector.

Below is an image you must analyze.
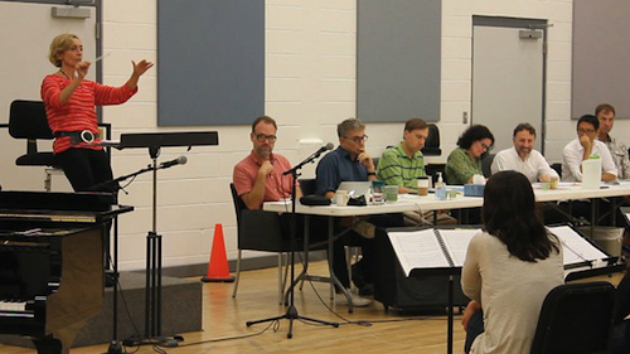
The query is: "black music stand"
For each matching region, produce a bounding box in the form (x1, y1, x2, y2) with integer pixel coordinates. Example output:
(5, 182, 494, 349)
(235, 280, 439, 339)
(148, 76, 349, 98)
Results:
(409, 268, 460, 354)
(115, 132, 218, 348)
(383, 226, 472, 354)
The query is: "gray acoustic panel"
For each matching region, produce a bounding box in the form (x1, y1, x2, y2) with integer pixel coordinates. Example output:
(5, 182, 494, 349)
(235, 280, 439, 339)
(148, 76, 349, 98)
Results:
(157, 0, 264, 126)
(572, 0, 630, 119)
(357, 0, 441, 123)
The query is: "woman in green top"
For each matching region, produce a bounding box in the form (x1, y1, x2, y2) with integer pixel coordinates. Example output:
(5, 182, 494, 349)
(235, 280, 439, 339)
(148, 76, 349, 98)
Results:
(445, 125, 494, 185)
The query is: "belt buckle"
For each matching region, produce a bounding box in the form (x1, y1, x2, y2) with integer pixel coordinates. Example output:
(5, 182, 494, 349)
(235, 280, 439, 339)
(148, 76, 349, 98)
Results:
(80, 130, 95, 144)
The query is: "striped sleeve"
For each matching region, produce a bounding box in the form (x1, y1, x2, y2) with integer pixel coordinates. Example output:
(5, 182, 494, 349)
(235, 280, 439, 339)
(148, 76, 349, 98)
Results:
(377, 148, 405, 186)
(93, 81, 138, 106)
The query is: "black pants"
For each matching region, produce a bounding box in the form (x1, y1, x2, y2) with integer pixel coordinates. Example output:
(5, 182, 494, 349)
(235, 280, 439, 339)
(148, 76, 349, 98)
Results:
(57, 148, 116, 273)
(464, 309, 485, 353)
(57, 148, 115, 194)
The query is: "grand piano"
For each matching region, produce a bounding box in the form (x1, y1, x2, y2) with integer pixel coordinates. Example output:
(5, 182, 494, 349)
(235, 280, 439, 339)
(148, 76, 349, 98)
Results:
(0, 191, 132, 354)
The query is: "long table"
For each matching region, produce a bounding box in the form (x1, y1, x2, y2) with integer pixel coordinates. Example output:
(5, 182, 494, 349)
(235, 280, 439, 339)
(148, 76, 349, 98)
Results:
(266, 181, 630, 216)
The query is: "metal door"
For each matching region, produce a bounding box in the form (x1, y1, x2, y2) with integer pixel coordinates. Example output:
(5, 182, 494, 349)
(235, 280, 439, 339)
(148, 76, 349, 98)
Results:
(472, 18, 547, 153)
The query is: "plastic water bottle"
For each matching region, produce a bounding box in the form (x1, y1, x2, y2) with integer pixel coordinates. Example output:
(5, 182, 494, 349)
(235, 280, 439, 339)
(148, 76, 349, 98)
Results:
(581, 155, 601, 190)
(435, 172, 447, 200)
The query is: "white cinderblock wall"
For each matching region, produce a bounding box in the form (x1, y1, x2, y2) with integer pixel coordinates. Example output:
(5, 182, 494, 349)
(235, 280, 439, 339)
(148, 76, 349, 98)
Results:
(100, 0, 619, 271)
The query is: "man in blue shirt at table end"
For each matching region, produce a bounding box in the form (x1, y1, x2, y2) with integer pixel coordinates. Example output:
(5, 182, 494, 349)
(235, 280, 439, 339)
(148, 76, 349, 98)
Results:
(316, 118, 403, 305)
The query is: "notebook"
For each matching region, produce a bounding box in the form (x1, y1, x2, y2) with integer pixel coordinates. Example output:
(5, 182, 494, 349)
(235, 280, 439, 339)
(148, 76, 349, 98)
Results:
(337, 181, 372, 198)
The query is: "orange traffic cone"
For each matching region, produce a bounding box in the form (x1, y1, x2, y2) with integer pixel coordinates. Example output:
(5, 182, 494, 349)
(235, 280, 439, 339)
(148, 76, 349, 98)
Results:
(201, 223, 235, 282)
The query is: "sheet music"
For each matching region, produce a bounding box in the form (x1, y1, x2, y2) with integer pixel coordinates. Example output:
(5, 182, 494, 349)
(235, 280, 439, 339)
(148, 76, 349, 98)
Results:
(547, 225, 608, 265)
(389, 226, 612, 277)
(388, 229, 450, 276)
(439, 229, 481, 267)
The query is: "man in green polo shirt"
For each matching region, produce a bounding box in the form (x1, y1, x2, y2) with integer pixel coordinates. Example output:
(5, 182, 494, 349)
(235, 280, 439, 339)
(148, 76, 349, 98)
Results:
(377, 118, 428, 193)
(378, 118, 455, 225)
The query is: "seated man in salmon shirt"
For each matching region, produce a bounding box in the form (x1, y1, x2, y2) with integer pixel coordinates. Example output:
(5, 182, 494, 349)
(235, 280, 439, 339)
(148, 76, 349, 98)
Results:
(233, 116, 301, 209)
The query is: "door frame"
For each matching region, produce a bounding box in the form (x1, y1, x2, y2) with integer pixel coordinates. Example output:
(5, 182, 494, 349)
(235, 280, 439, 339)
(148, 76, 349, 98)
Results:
(471, 16, 548, 154)
(1, 0, 103, 117)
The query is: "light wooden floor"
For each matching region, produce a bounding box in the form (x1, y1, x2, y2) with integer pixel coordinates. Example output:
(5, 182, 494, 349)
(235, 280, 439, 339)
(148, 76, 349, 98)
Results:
(1, 262, 624, 354)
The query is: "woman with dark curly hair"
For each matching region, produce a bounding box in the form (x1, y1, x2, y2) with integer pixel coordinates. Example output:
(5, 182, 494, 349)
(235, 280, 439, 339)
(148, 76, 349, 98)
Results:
(461, 171, 564, 354)
(445, 125, 494, 185)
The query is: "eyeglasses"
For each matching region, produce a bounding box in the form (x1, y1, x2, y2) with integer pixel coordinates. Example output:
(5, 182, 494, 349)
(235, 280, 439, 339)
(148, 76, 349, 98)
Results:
(480, 142, 492, 151)
(255, 134, 277, 142)
(577, 128, 596, 134)
(344, 135, 369, 143)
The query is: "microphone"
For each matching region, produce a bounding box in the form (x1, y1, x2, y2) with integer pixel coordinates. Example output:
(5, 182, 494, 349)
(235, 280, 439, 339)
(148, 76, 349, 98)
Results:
(158, 156, 187, 170)
(316, 142, 335, 155)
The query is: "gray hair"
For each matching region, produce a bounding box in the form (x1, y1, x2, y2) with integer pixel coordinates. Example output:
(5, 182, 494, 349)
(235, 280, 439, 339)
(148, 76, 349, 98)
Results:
(337, 118, 365, 137)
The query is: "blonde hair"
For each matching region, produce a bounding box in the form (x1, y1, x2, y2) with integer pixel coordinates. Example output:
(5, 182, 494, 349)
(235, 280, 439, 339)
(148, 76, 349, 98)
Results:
(48, 33, 79, 67)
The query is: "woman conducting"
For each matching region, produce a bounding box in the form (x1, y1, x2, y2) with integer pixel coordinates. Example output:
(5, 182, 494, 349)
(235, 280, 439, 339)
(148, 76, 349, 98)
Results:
(41, 33, 153, 192)
(461, 170, 564, 353)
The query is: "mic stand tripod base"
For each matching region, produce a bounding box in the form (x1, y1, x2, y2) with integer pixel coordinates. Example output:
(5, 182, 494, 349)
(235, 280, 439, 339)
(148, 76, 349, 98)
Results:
(102, 340, 123, 354)
(246, 304, 339, 339)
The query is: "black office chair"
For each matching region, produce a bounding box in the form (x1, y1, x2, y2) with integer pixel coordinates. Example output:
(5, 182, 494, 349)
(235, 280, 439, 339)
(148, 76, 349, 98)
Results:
(230, 183, 291, 304)
(6, 100, 111, 191)
(425, 163, 446, 185)
(298, 178, 317, 195)
(529, 281, 616, 354)
(421, 123, 442, 156)
(481, 153, 495, 178)
(550, 162, 562, 179)
(8, 100, 60, 190)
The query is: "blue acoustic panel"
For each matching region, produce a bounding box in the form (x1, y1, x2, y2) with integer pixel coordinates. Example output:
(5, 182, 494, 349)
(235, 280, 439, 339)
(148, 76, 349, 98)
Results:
(357, 0, 441, 122)
(158, 0, 264, 126)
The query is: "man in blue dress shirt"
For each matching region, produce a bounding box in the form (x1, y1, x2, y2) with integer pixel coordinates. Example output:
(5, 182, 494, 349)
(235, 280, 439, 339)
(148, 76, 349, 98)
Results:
(316, 118, 403, 305)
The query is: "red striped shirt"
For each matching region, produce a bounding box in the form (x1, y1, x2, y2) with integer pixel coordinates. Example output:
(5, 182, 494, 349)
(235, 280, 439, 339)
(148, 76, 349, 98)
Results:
(40, 74, 138, 154)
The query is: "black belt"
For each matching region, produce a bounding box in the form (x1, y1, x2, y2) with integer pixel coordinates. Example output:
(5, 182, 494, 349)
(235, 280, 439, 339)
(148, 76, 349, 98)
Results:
(55, 130, 99, 144)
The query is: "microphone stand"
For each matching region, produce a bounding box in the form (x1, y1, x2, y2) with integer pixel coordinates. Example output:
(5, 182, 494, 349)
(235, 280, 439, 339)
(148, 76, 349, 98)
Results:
(282, 147, 328, 177)
(96, 164, 155, 354)
(246, 157, 339, 338)
(90, 164, 155, 192)
(94, 157, 184, 353)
